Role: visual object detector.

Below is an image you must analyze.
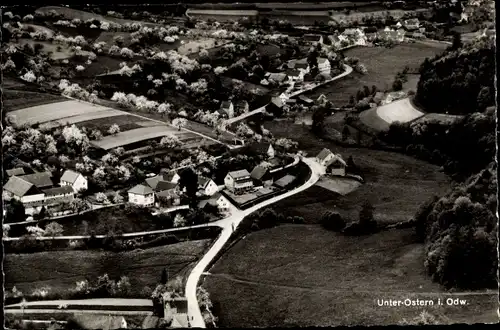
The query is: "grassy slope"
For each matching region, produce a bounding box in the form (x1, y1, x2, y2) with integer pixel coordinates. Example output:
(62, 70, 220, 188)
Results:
(266, 121, 450, 224)
(3, 89, 67, 112)
(4, 239, 211, 296)
(305, 44, 444, 106)
(205, 226, 498, 327)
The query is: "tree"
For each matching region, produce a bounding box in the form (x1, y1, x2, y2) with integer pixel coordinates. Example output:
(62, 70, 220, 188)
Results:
(172, 118, 187, 131)
(320, 211, 346, 231)
(108, 124, 120, 135)
(392, 78, 403, 91)
(179, 167, 199, 206)
(5, 199, 26, 223)
(173, 214, 187, 227)
(359, 200, 375, 225)
(161, 268, 169, 284)
(451, 32, 462, 50)
(44, 222, 64, 237)
(342, 125, 351, 141)
(160, 134, 181, 149)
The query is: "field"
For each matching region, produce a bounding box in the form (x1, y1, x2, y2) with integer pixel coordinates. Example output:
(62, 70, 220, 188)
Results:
(264, 121, 450, 224)
(412, 113, 465, 126)
(23, 24, 55, 37)
(47, 110, 125, 128)
(4, 239, 211, 297)
(315, 176, 362, 195)
(6, 100, 115, 126)
(304, 44, 445, 106)
(16, 39, 81, 60)
(359, 98, 424, 132)
(204, 226, 498, 327)
(76, 114, 149, 135)
(90, 125, 202, 150)
(3, 90, 67, 113)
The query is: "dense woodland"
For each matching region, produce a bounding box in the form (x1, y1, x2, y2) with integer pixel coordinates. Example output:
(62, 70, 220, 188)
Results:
(416, 37, 495, 115)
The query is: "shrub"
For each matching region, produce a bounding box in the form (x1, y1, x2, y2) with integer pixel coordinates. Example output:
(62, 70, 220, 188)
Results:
(320, 211, 346, 231)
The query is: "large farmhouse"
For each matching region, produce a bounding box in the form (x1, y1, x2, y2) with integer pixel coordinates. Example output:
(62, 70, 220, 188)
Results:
(60, 169, 88, 193)
(224, 169, 254, 194)
(127, 184, 155, 207)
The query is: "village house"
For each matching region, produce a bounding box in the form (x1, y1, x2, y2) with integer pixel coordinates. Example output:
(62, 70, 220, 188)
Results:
(145, 173, 180, 205)
(42, 186, 75, 204)
(218, 100, 234, 118)
(316, 148, 337, 167)
(155, 189, 181, 207)
(224, 169, 254, 194)
(251, 165, 274, 187)
(160, 170, 181, 184)
(3, 171, 53, 206)
(163, 295, 189, 328)
(304, 34, 324, 45)
(236, 100, 249, 114)
(318, 58, 331, 74)
(286, 68, 304, 82)
(327, 155, 347, 176)
(266, 96, 285, 114)
(274, 174, 297, 190)
(266, 72, 288, 85)
(198, 192, 231, 212)
(127, 184, 155, 207)
(60, 169, 88, 193)
(403, 18, 420, 31)
(198, 176, 218, 196)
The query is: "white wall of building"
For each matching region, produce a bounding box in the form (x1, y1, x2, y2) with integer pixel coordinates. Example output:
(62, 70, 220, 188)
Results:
(128, 192, 155, 206)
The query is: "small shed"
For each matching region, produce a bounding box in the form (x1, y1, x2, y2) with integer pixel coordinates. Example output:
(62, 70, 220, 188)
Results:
(274, 174, 297, 190)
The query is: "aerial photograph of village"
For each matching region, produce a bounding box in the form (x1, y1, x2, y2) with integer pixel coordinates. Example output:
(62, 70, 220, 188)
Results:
(1, 0, 497, 329)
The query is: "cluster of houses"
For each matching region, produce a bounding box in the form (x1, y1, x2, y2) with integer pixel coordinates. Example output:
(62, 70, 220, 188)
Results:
(261, 56, 332, 87)
(316, 148, 347, 176)
(217, 99, 250, 119)
(3, 168, 88, 215)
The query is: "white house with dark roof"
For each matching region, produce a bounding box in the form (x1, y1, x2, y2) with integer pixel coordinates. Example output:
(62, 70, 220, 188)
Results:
(318, 57, 331, 74)
(218, 101, 234, 118)
(60, 169, 87, 192)
(224, 169, 254, 194)
(128, 184, 155, 207)
(161, 171, 180, 184)
(3, 175, 45, 206)
(316, 148, 337, 167)
(42, 186, 75, 204)
(163, 296, 189, 328)
(328, 155, 347, 176)
(198, 176, 218, 196)
(251, 165, 273, 187)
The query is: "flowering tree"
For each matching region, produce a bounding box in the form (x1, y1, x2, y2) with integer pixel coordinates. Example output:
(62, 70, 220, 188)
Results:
(76, 65, 85, 72)
(101, 153, 119, 165)
(20, 70, 36, 82)
(160, 134, 181, 149)
(111, 92, 129, 106)
(62, 125, 90, 151)
(157, 103, 171, 117)
(93, 166, 106, 180)
(44, 222, 64, 237)
(172, 118, 187, 131)
(214, 66, 227, 75)
(2, 59, 16, 71)
(120, 47, 135, 58)
(107, 124, 121, 135)
(275, 137, 298, 151)
(173, 214, 187, 227)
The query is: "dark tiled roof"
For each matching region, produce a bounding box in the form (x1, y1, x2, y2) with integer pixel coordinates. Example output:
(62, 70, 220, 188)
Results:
(198, 176, 212, 189)
(155, 181, 177, 192)
(228, 169, 251, 179)
(251, 165, 269, 181)
(221, 101, 232, 109)
(3, 176, 34, 197)
(128, 184, 154, 195)
(317, 148, 333, 161)
(21, 172, 53, 188)
(274, 175, 297, 188)
(60, 169, 82, 184)
(42, 185, 74, 196)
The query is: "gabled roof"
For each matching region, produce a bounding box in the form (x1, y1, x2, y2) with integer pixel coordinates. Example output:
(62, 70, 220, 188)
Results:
(60, 169, 82, 184)
(162, 171, 179, 182)
(3, 176, 35, 197)
(318, 57, 329, 64)
(274, 174, 297, 188)
(298, 95, 314, 103)
(270, 97, 284, 108)
(146, 174, 178, 191)
(317, 148, 333, 161)
(329, 155, 347, 167)
(6, 168, 25, 177)
(304, 34, 322, 42)
(251, 165, 269, 181)
(155, 181, 177, 192)
(42, 185, 74, 196)
(171, 314, 189, 328)
(156, 189, 180, 198)
(268, 72, 288, 82)
(128, 184, 154, 195)
(221, 101, 232, 109)
(21, 172, 53, 188)
(198, 176, 214, 189)
(228, 169, 250, 179)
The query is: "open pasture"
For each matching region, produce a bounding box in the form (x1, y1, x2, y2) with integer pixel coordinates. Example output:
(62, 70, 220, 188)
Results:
(6, 100, 115, 126)
(46, 110, 125, 128)
(4, 239, 212, 297)
(360, 98, 424, 132)
(3, 90, 67, 113)
(264, 121, 451, 224)
(16, 39, 78, 60)
(22, 24, 55, 37)
(90, 125, 199, 150)
(205, 226, 498, 327)
(304, 44, 445, 106)
(315, 176, 362, 196)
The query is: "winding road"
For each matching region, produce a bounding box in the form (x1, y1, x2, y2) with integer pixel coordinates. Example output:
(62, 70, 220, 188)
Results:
(185, 156, 323, 328)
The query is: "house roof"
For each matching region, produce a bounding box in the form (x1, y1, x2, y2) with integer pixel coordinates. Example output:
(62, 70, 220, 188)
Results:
(21, 172, 53, 188)
(221, 101, 232, 109)
(285, 69, 301, 77)
(274, 174, 297, 188)
(171, 314, 189, 328)
(304, 34, 322, 42)
(145, 175, 178, 191)
(268, 72, 288, 82)
(156, 189, 180, 198)
(298, 95, 313, 103)
(128, 184, 154, 195)
(270, 97, 284, 108)
(155, 181, 177, 192)
(317, 148, 333, 161)
(42, 185, 74, 196)
(295, 62, 309, 69)
(268, 157, 282, 167)
(198, 176, 213, 189)
(251, 165, 269, 181)
(3, 176, 35, 197)
(60, 169, 82, 184)
(228, 169, 251, 179)
(318, 57, 329, 64)
(162, 171, 179, 182)
(6, 168, 25, 177)
(329, 155, 347, 167)
(73, 314, 126, 330)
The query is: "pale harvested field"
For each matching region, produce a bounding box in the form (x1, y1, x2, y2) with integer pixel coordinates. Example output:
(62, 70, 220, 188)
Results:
(315, 176, 362, 196)
(48, 110, 125, 128)
(7, 100, 113, 126)
(90, 126, 198, 150)
(376, 98, 424, 124)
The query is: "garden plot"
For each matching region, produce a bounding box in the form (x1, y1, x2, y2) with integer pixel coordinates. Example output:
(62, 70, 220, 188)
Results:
(47, 110, 125, 128)
(315, 176, 362, 196)
(3, 90, 67, 112)
(7, 100, 113, 126)
(90, 126, 197, 150)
